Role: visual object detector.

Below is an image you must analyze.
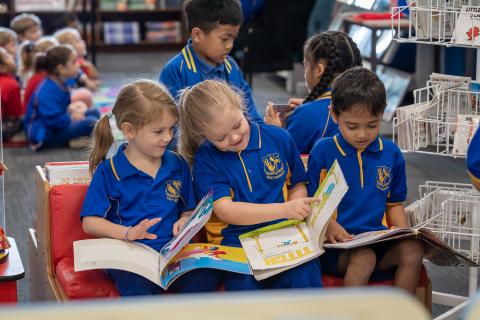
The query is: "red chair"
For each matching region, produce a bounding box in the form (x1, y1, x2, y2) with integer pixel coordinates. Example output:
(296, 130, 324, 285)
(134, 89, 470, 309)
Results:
(29, 166, 119, 301)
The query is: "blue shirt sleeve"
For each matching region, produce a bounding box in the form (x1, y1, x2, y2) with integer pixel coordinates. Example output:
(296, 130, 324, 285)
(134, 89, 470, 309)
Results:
(286, 108, 312, 155)
(306, 141, 327, 196)
(179, 155, 197, 213)
(80, 163, 113, 219)
(284, 131, 307, 189)
(467, 129, 480, 180)
(193, 148, 231, 203)
(387, 147, 408, 204)
(38, 88, 71, 130)
(160, 60, 183, 101)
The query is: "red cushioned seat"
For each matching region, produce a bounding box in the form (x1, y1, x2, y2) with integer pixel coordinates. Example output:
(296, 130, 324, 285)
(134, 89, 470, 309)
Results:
(56, 258, 119, 299)
(49, 184, 119, 299)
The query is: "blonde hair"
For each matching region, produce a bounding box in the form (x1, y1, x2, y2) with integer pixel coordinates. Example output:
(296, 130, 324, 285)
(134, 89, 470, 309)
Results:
(20, 36, 59, 74)
(0, 48, 13, 74)
(10, 13, 41, 35)
(54, 27, 81, 46)
(178, 80, 245, 165)
(0, 27, 16, 47)
(89, 80, 178, 174)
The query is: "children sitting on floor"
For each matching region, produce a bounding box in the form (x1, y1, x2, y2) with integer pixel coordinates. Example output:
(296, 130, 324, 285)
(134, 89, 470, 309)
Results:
(23, 45, 100, 150)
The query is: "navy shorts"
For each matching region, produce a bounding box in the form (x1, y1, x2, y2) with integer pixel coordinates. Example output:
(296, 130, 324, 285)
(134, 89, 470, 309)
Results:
(320, 242, 396, 281)
(107, 268, 220, 296)
(223, 258, 323, 291)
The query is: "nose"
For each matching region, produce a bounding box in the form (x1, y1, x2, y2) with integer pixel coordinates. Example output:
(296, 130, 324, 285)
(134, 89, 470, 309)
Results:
(357, 128, 368, 140)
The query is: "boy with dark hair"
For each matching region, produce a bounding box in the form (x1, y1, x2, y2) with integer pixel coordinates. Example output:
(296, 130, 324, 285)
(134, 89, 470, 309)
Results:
(307, 67, 424, 294)
(160, 0, 262, 123)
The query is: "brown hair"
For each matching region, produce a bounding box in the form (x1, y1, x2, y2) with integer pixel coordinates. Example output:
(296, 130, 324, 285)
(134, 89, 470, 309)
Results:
(34, 44, 75, 76)
(89, 80, 179, 174)
(178, 79, 244, 165)
(0, 27, 16, 47)
(54, 27, 81, 46)
(20, 36, 59, 74)
(9, 13, 41, 35)
(0, 48, 14, 74)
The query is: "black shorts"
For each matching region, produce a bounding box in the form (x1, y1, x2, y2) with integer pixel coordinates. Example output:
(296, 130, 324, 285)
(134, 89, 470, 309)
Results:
(320, 241, 397, 282)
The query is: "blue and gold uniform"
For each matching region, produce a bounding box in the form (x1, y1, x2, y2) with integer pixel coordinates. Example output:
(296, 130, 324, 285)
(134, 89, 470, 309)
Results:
(81, 144, 216, 295)
(193, 122, 322, 290)
(285, 89, 338, 154)
(159, 40, 262, 123)
(307, 134, 407, 235)
(467, 129, 480, 185)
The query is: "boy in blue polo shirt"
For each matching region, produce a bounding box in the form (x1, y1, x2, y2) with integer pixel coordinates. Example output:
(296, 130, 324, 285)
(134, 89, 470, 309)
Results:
(307, 67, 424, 294)
(81, 80, 216, 296)
(159, 0, 262, 123)
(467, 129, 480, 190)
(178, 80, 322, 291)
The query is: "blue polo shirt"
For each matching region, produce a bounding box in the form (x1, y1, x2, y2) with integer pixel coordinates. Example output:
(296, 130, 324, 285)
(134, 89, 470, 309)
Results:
(193, 122, 307, 246)
(467, 128, 480, 183)
(24, 77, 71, 145)
(307, 134, 407, 235)
(285, 90, 338, 154)
(159, 39, 262, 123)
(80, 145, 196, 251)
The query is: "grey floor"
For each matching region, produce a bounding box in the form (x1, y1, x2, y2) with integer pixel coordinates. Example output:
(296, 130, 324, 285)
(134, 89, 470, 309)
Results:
(3, 52, 477, 318)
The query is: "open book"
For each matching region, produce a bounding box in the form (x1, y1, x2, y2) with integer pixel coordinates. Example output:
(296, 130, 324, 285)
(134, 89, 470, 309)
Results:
(239, 160, 349, 280)
(74, 191, 251, 289)
(324, 227, 479, 268)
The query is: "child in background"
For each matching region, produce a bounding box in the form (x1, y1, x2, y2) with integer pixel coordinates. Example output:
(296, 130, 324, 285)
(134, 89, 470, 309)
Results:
(467, 129, 480, 191)
(307, 67, 424, 293)
(0, 48, 23, 141)
(160, 0, 262, 123)
(179, 80, 322, 291)
(22, 36, 59, 105)
(10, 13, 42, 43)
(0, 27, 17, 58)
(81, 80, 216, 296)
(54, 27, 99, 80)
(23, 45, 100, 150)
(264, 31, 362, 154)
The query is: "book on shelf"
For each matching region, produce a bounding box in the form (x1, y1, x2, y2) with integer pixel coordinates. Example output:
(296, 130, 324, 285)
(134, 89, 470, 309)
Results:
(452, 114, 480, 156)
(74, 191, 252, 290)
(44, 161, 90, 185)
(323, 227, 479, 267)
(239, 160, 349, 280)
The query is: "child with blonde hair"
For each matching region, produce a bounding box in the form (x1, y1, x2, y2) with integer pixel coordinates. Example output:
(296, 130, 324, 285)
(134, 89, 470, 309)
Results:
(0, 27, 17, 57)
(82, 79, 216, 296)
(54, 27, 99, 89)
(10, 13, 42, 43)
(179, 80, 322, 290)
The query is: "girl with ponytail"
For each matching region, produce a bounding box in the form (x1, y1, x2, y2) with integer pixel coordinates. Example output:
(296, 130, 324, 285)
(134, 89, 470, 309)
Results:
(265, 31, 362, 154)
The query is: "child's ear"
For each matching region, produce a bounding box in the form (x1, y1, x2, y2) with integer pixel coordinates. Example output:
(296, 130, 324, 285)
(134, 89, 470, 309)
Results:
(315, 62, 326, 79)
(191, 27, 204, 44)
(120, 122, 136, 140)
(329, 105, 339, 124)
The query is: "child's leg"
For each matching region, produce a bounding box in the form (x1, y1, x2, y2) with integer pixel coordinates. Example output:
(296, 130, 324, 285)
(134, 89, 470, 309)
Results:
(376, 239, 424, 294)
(268, 259, 322, 289)
(107, 269, 162, 296)
(339, 247, 376, 286)
(224, 272, 263, 291)
(41, 116, 98, 149)
(169, 269, 220, 293)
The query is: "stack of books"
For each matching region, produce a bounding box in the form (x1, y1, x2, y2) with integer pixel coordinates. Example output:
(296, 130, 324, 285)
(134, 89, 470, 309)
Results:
(44, 161, 90, 185)
(145, 21, 182, 43)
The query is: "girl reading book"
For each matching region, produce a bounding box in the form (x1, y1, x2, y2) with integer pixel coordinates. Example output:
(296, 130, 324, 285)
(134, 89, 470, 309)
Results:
(81, 80, 216, 296)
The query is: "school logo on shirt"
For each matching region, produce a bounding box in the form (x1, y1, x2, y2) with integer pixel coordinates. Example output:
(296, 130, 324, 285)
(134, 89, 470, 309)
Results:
(376, 166, 391, 191)
(262, 153, 285, 180)
(165, 180, 182, 202)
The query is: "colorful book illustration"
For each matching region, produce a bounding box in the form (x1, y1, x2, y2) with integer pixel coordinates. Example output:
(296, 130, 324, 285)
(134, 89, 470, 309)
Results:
(74, 191, 250, 289)
(239, 160, 349, 280)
